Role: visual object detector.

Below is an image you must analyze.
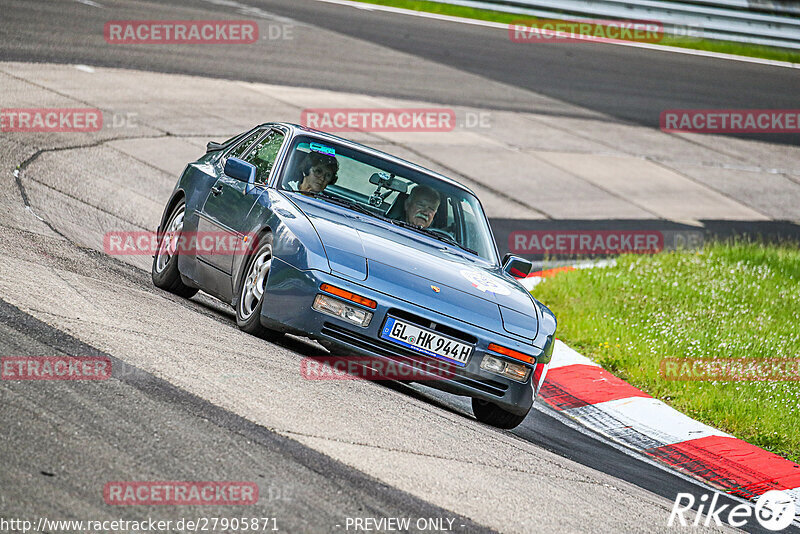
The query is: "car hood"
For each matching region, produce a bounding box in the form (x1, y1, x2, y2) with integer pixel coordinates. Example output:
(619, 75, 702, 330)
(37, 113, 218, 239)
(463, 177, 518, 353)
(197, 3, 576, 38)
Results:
(289, 194, 541, 342)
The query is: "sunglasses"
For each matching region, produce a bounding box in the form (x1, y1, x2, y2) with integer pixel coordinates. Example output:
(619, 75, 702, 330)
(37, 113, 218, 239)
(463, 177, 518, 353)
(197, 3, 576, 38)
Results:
(309, 166, 333, 181)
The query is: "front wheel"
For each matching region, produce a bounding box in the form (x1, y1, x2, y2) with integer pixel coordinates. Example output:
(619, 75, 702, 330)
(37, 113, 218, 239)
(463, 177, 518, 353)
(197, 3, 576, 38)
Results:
(472, 398, 528, 429)
(235, 233, 282, 341)
(151, 200, 198, 298)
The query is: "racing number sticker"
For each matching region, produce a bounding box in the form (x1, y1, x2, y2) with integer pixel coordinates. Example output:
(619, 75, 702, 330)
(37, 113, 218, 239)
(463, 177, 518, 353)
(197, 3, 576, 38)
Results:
(459, 269, 511, 295)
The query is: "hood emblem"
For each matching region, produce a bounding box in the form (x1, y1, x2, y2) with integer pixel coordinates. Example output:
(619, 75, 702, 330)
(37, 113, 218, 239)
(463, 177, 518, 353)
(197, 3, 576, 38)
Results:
(430, 285, 441, 293)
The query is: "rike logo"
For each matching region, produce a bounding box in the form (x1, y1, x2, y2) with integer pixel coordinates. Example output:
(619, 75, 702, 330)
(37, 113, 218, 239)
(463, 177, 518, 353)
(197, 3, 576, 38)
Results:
(668, 490, 797, 530)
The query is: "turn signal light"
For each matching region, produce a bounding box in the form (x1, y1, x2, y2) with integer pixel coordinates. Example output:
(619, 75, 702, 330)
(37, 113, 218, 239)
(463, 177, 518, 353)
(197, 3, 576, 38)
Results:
(320, 284, 377, 309)
(487, 343, 536, 365)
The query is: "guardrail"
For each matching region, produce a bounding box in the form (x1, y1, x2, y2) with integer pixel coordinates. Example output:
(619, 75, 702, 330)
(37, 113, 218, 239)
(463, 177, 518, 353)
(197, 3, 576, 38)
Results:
(696, 0, 800, 16)
(674, 0, 800, 16)
(435, 0, 800, 49)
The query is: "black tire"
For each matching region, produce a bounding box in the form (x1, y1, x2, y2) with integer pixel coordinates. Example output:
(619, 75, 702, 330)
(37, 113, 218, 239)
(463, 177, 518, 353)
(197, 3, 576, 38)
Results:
(235, 232, 282, 341)
(472, 398, 528, 429)
(151, 200, 198, 298)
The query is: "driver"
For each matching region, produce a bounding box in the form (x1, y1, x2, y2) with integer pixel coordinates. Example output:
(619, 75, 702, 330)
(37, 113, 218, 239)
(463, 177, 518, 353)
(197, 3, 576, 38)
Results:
(287, 152, 339, 193)
(403, 185, 440, 228)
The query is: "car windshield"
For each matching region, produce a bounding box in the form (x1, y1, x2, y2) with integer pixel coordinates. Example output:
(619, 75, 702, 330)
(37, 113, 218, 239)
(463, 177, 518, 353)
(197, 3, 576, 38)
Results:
(279, 136, 498, 264)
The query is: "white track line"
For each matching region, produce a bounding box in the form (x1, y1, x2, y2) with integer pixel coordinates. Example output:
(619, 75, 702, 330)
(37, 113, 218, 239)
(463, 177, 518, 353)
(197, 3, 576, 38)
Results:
(311, 0, 800, 69)
(550, 339, 601, 369)
(565, 396, 732, 448)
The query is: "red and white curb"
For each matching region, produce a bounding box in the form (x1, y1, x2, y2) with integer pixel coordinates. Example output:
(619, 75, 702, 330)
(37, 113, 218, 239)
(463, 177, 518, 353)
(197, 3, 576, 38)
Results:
(522, 264, 800, 511)
(539, 335, 800, 511)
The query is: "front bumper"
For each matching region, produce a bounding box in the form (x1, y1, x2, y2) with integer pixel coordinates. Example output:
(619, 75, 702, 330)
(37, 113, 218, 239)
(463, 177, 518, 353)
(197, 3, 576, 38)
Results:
(262, 259, 549, 416)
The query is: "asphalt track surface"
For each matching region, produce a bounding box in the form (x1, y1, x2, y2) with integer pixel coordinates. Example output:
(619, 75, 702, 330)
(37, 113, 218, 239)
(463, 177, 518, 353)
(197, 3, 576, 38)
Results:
(0, 0, 798, 533)
(0, 298, 491, 533)
(1, 0, 798, 145)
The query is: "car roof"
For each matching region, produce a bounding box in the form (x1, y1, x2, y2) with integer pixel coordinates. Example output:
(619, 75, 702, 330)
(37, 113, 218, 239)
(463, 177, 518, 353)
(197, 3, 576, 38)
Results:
(262, 122, 478, 196)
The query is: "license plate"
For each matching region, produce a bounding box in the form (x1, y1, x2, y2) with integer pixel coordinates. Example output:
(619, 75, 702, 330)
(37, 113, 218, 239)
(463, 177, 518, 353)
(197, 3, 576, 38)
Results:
(380, 316, 472, 366)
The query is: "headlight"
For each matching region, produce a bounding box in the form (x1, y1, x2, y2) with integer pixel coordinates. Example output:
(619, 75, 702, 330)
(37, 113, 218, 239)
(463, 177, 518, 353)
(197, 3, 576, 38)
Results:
(480, 354, 531, 382)
(313, 294, 373, 327)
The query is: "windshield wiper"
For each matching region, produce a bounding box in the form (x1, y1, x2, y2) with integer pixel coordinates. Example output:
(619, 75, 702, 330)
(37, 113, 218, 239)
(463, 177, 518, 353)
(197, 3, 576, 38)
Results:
(424, 230, 479, 256)
(388, 218, 479, 256)
(432, 232, 478, 256)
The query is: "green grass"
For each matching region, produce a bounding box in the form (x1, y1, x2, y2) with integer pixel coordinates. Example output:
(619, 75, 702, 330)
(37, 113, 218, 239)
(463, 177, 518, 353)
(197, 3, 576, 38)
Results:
(532, 241, 800, 462)
(353, 0, 800, 63)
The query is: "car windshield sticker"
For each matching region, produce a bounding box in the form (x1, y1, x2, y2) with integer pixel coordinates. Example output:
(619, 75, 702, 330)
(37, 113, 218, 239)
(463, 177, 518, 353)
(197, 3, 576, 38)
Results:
(460, 269, 511, 295)
(309, 143, 335, 157)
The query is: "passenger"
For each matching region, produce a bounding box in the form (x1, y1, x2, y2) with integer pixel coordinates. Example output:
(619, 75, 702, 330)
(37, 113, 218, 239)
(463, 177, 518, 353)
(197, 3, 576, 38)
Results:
(403, 185, 440, 228)
(288, 152, 339, 193)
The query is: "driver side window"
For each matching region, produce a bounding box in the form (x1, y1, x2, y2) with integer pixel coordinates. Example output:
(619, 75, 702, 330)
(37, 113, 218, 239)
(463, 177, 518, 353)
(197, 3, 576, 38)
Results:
(227, 130, 262, 160)
(243, 130, 285, 184)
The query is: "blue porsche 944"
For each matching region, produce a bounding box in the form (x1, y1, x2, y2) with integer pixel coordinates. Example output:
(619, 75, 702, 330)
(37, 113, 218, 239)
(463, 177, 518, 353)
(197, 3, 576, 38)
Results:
(152, 123, 556, 429)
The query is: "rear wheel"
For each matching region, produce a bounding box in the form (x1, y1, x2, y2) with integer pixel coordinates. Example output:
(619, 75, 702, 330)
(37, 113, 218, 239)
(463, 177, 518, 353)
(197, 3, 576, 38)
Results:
(472, 398, 528, 429)
(235, 233, 282, 341)
(151, 200, 198, 298)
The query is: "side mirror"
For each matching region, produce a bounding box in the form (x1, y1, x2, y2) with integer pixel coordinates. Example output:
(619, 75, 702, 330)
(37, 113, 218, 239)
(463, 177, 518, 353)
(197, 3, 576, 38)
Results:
(502, 253, 533, 278)
(224, 157, 257, 183)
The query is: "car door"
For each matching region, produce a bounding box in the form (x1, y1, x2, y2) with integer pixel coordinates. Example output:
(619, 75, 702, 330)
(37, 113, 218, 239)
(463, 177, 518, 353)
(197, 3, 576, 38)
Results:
(196, 128, 285, 280)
